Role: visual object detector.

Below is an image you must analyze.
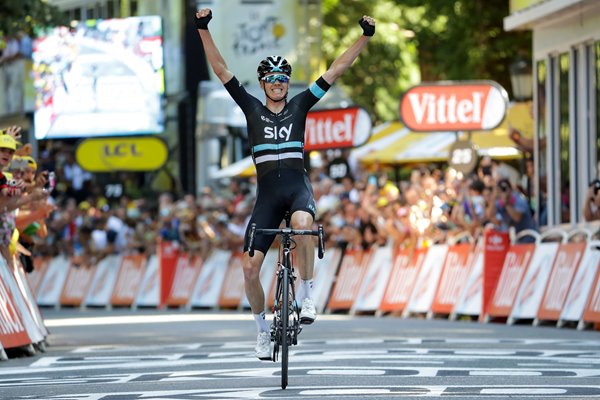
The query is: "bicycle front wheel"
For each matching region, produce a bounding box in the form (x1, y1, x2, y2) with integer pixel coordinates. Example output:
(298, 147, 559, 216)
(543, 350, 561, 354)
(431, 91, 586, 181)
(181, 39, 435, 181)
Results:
(280, 267, 289, 389)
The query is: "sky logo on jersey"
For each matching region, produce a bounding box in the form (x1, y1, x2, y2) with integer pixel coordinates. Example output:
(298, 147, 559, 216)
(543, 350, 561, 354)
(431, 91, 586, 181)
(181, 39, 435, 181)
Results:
(264, 123, 293, 141)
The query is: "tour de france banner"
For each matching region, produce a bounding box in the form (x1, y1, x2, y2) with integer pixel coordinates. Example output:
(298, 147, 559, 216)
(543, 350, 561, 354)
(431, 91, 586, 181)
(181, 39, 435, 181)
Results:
(208, 0, 299, 84)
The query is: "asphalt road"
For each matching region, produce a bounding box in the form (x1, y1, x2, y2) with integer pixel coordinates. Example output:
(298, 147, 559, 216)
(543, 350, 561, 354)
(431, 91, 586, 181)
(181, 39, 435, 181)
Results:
(1, 308, 599, 399)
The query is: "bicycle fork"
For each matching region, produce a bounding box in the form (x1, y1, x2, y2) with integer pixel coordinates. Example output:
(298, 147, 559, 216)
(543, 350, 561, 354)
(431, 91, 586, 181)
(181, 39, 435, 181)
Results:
(271, 253, 302, 362)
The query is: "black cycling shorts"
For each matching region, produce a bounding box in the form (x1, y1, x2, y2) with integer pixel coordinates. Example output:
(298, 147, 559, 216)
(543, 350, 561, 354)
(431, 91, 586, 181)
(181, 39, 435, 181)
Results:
(244, 168, 316, 254)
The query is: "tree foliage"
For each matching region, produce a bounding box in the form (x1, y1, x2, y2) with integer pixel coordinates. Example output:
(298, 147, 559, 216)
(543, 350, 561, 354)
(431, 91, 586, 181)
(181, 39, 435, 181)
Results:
(0, 0, 67, 36)
(322, 0, 420, 124)
(399, 0, 531, 94)
(322, 0, 531, 124)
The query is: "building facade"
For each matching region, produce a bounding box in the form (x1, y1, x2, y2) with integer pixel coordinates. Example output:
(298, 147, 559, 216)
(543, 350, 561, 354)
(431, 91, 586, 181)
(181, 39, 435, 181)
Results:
(505, 0, 600, 228)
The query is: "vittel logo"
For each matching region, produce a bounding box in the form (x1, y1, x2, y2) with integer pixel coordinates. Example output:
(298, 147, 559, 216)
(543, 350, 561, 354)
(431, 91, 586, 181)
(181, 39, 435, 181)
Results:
(400, 81, 508, 132)
(408, 92, 484, 125)
(264, 123, 293, 141)
(304, 107, 372, 151)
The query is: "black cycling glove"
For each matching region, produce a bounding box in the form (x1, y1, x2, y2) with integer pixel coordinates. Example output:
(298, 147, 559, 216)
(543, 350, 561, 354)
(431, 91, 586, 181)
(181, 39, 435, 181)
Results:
(359, 17, 375, 37)
(195, 10, 212, 30)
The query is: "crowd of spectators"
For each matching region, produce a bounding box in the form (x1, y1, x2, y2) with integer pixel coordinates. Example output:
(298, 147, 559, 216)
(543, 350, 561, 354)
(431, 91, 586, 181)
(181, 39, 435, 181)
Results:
(0, 124, 551, 275)
(0, 125, 53, 273)
(18, 117, 600, 275)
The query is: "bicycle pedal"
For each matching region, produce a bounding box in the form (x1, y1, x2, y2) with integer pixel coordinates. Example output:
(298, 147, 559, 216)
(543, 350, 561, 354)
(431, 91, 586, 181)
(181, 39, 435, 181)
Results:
(300, 317, 315, 325)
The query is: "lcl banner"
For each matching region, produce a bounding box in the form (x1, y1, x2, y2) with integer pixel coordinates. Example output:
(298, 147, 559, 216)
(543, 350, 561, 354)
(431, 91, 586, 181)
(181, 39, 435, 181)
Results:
(304, 107, 372, 151)
(400, 81, 508, 132)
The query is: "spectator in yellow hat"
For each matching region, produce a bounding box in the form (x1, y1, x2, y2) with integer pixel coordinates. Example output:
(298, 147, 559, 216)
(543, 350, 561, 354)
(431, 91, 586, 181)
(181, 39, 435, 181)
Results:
(0, 128, 48, 266)
(0, 134, 22, 197)
(9, 153, 55, 272)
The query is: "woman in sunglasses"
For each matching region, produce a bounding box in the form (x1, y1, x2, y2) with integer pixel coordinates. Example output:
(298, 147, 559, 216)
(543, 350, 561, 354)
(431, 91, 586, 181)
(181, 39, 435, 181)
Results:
(194, 8, 375, 360)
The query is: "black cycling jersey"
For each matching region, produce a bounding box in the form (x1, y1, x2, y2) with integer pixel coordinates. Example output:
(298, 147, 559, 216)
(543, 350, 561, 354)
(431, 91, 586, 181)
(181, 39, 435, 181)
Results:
(224, 76, 330, 254)
(224, 76, 331, 180)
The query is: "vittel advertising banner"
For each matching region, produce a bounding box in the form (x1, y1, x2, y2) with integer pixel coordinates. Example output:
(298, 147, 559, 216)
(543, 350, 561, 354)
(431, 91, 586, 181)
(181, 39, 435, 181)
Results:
(400, 81, 508, 132)
(210, 0, 298, 84)
(305, 107, 372, 151)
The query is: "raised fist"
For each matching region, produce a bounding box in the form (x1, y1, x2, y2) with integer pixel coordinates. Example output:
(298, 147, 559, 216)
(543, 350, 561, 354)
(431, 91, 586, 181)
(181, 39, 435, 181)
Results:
(195, 9, 212, 30)
(359, 15, 375, 37)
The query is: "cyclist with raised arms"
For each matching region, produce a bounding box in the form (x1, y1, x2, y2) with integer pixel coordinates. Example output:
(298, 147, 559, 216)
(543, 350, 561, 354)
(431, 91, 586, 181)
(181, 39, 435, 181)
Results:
(194, 8, 375, 360)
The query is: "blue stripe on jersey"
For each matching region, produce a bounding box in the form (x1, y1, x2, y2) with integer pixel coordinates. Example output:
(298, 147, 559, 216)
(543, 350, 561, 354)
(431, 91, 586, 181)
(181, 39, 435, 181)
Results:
(253, 141, 303, 153)
(309, 82, 326, 99)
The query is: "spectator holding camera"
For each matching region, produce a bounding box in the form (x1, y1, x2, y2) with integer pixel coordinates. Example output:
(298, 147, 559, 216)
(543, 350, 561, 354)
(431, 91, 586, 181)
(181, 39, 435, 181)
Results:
(486, 178, 537, 243)
(583, 179, 600, 222)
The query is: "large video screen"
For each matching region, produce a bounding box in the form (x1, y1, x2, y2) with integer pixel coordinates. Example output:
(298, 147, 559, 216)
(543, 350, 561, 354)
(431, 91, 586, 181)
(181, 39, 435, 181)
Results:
(33, 16, 165, 139)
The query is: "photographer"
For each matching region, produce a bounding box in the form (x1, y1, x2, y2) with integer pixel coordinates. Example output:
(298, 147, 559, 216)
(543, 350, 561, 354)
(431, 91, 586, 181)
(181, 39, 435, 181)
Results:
(583, 179, 600, 222)
(486, 178, 537, 243)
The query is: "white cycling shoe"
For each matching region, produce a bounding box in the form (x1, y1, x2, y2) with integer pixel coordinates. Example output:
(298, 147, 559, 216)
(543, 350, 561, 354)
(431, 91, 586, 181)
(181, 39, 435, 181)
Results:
(300, 298, 316, 325)
(255, 331, 271, 360)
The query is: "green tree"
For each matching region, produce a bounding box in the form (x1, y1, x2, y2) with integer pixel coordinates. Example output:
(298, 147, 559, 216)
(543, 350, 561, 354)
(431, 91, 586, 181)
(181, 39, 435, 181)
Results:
(0, 0, 67, 36)
(322, 0, 420, 124)
(399, 0, 531, 97)
(322, 0, 531, 123)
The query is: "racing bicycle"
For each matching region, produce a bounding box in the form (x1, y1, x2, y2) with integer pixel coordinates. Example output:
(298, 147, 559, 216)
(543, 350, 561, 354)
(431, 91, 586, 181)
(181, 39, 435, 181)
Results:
(247, 213, 325, 389)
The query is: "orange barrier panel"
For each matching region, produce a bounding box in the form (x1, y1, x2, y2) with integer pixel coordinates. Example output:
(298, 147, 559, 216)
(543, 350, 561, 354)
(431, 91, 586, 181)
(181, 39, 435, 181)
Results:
(0, 263, 32, 349)
(111, 254, 147, 307)
(508, 242, 560, 323)
(135, 256, 160, 307)
(431, 243, 476, 316)
(536, 242, 586, 324)
(379, 248, 427, 313)
(85, 255, 122, 307)
(406, 244, 449, 315)
(582, 257, 600, 326)
(158, 241, 179, 308)
(188, 250, 230, 309)
(59, 263, 97, 307)
(560, 241, 600, 326)
(219, 252, 245, 309)
(36, 255, 70, 307)
(13, 260, 49, 338)
(485, 244, 535, 321)
(352, 245, 395, 314)
(311, 248, 342, 313)
(482, 231, 510, 319)
(1, 256, 44, 345)
(25, 257, 50, 296)
(452, 244, 484, 318)
(166, 255, 203, 307)
(327, 249, 371, 312)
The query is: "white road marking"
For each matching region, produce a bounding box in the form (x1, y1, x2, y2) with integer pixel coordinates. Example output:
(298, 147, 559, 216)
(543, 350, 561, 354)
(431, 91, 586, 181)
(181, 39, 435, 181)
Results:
(481, 388, 567, 395)
(10, 386, 600, 399)
(44, 314, 352, 327)
(3, 337, 600, 398)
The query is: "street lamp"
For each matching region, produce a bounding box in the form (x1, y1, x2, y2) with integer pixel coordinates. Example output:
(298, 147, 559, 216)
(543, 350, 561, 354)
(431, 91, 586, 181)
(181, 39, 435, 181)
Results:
(509, 55, 533, 101)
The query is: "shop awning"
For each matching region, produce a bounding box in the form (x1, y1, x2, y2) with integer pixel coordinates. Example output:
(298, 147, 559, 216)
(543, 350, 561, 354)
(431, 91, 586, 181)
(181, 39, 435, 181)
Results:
(353, 102, 530, 165)
(210, 156, 255, 179)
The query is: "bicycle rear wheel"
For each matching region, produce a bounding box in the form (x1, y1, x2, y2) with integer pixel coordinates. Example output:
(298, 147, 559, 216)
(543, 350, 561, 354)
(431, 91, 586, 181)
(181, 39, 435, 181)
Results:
(280, 267, 289, 390)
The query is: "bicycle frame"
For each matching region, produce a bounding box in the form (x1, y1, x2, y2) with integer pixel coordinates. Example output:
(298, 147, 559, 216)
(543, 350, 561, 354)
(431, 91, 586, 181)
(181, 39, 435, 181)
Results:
(248, 216, 324, 389)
